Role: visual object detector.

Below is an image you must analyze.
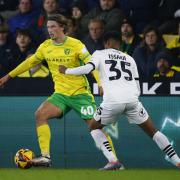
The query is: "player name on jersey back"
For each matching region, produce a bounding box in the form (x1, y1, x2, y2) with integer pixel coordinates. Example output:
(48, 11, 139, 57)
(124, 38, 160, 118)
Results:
(108, 53, 126, 61)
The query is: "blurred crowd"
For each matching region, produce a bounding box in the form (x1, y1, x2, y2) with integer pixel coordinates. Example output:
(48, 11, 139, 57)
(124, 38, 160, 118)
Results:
(0, 0, 180, 79)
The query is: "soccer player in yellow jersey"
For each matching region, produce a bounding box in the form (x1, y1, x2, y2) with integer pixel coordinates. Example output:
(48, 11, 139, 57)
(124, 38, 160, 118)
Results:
(0, 14, 119, 168)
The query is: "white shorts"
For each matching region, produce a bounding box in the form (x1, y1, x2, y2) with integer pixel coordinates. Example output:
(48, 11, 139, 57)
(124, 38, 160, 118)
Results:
(93, 101, 149, 125)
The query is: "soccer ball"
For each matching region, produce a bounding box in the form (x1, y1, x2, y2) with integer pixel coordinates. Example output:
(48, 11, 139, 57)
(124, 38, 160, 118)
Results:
(14, 148, 35, 169)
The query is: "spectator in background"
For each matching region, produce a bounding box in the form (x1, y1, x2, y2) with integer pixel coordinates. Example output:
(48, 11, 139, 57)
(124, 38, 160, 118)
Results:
(65, 18, 79, 39)
(10, 29, 35, 68)
(71, 0, 86, 19)
(81, 0, 124, 34)
(132, 25, 165, 79)
(166, 20, 180, 71)
(11, 29, 49, 77)
(8, 0, 39, 36)
(154, 50, 180, 78)
(0, 22, 14, 76)
(120, 18, 142, 56)
(83, 19, 104, 54)
(35, 0, 67, 43)
(70, 0, 87, 40)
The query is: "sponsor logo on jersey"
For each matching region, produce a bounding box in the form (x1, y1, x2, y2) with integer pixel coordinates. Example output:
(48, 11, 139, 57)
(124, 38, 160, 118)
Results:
(46, 58, 72, 62)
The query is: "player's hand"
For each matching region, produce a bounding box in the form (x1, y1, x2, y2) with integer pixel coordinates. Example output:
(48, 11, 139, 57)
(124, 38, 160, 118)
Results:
(59, 65, 67, 74)
(99, 86, 104, 96)
(0, 74, 11, 88)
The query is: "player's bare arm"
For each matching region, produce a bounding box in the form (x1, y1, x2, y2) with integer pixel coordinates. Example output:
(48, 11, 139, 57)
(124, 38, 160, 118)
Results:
(0, 74, 11, 88)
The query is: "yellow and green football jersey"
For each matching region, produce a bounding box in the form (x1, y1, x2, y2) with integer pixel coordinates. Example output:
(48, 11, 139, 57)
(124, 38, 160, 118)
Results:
(9, 36, 92, 96)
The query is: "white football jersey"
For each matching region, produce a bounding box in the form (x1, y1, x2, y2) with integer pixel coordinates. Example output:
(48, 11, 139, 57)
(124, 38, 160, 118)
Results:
(90, 49, 140, 103)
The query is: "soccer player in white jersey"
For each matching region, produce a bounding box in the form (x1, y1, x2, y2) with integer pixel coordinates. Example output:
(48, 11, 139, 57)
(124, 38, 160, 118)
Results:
(59, 31, 180, 170)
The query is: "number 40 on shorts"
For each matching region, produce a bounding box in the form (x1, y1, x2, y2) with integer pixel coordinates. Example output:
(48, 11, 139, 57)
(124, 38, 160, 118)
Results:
(81, 106, 94, 115)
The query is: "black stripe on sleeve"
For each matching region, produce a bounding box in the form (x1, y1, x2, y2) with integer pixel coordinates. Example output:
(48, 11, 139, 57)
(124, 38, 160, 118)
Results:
(134, 77, 139, 80)
(87, 62, 95, 71)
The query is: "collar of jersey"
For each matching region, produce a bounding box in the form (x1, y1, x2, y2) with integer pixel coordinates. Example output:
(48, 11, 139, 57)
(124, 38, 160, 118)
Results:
(52, 36, 68, 46)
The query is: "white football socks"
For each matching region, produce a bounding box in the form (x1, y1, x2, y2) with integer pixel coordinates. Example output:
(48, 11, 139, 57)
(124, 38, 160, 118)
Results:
(91, 129, 118, 162)
(153, 131, 180, 166)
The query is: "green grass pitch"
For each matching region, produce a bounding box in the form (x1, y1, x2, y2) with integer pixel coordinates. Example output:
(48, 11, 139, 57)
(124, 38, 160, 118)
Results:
(0, 169, 179, 180)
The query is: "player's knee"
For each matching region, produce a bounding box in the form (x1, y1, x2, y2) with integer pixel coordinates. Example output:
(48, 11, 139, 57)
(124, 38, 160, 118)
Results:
(88, 120, 103, 131)
(89, 124, 97, 131)
(35, 109, 47, 123)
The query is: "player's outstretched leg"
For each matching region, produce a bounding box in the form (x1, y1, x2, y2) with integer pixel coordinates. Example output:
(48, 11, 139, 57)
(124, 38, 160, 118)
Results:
(139, 117, 180, 168)
(153, 131, 180, 167)
(88, 119, 125, 170)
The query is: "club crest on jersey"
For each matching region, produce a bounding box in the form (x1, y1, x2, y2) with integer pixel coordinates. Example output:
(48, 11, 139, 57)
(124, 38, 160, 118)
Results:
(64, 48, 70, 55)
